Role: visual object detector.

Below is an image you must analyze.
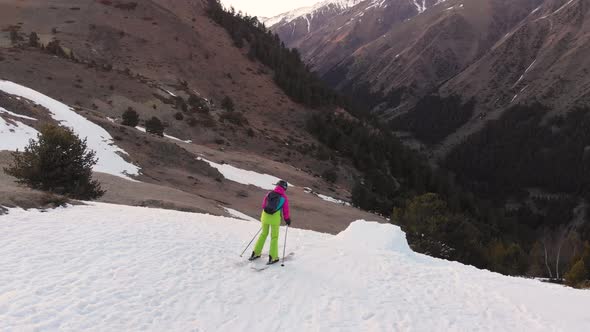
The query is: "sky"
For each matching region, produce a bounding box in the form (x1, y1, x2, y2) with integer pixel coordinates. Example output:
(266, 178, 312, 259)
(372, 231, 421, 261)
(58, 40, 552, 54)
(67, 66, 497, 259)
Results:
(220, 0, 321, 17)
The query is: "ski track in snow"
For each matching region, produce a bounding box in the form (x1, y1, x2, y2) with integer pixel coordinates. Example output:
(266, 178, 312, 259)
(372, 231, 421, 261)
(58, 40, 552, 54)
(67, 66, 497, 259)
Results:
(1, 203, 590, 331)
(0, 80, 140, 180)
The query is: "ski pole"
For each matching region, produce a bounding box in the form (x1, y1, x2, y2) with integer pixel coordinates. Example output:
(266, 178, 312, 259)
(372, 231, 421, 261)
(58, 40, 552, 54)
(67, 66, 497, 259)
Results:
(281, 225, 289, 267)
(240, 228, 262, 257)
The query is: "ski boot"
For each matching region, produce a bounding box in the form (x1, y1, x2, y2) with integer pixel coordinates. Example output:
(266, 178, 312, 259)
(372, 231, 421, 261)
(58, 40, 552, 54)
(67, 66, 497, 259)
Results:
(249, 251, 261, 261)
(267, 256, 280, 265)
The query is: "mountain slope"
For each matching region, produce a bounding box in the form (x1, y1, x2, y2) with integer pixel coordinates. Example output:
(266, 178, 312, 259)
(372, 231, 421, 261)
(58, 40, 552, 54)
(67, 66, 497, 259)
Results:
(270, 0, 590, 127)
(269, 0, 444, 79)
(2, 203, 590, 331)
(270, 0, 544, 114)
(441, 0, 590, 114)
(0, 0, 383, 230)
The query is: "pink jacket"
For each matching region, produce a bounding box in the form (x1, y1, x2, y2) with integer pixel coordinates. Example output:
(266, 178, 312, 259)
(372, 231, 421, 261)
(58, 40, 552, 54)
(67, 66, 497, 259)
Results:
(262, 185, 290, 220)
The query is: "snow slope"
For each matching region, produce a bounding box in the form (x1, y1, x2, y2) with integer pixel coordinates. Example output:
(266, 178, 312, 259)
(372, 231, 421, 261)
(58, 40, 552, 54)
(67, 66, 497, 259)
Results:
(1, 203, 589, 331)
(0, 80, 140, 180)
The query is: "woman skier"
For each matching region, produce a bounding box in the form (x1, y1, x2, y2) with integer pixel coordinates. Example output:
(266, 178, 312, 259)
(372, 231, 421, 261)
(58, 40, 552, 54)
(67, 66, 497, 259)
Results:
(249, 180, 291, 264)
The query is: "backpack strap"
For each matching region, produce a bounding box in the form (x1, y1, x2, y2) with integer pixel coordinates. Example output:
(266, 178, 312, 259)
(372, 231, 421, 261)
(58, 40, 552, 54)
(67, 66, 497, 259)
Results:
(277, 196, 285, 211)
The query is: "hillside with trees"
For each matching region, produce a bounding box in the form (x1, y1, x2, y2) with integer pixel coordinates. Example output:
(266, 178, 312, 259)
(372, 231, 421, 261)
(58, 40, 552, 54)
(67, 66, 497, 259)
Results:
(206, 0, 339, 109)
(209, 1, 590, 286)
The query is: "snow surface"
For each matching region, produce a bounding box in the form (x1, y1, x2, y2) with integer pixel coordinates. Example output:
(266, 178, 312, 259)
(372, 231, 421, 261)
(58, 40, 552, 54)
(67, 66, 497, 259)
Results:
(1, 203, 590, 331)
(0, 117, 39, 151)
(0, 80, 140, 180)
(198, 157, 290, 190)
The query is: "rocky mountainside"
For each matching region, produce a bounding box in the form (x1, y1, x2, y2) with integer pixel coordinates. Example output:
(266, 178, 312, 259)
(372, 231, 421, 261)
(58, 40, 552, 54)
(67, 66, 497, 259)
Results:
(268, 0, 448, 79)
(268, 0, 590, 173)
(442, 0, 590, 115)
(270, 0, 590, 120)
(269, 0, 546, 117)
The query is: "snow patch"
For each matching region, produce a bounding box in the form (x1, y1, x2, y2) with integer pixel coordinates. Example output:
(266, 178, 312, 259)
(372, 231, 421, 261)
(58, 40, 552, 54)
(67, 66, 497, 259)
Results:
(512, 60, 536, 87)
(412, 0, 427, 13)
(223, 207, 258, 222)
(445, 3, 463, 11)
(553, 0, 576, 15)
(198, 157, 290, 190)
(0, 117, 39, 151)
(161, 88, 177, 97)
(525, 59, 537, 73)
(0, 80, 140, 180)
(539, 0, 577, 20)
(304, 187, 351, 206)
(135, 126, 191, 143)
(0, 107, 37, 121)
(317, 193, 351, 206)
(164, 134, 192, 144)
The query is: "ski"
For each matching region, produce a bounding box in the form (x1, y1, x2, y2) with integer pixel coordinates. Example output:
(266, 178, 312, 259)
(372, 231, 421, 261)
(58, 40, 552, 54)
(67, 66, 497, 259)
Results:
(250, 252, 295, 271)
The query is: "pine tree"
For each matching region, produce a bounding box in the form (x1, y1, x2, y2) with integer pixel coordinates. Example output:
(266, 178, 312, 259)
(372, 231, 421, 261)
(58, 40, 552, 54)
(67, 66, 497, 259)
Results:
(221, 96, 235, 112)
(9, 28, 19, 44)
(28, 32, 39, 47)
(4, 125, 105, 199)
(145, 116, 164, 136)
(122, 107, 139, 127)
(565, 260, 587, 287)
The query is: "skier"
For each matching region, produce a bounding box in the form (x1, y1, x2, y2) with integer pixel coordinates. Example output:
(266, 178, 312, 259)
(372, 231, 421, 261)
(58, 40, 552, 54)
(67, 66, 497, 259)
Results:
(249, 180, 291, 265)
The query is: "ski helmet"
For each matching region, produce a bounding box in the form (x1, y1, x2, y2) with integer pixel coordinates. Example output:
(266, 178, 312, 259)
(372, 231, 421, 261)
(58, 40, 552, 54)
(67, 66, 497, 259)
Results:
(276, 180, 288, 191)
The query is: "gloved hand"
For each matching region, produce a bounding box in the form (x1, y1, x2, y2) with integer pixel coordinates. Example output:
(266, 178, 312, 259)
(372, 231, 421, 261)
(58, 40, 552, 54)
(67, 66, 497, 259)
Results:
(285, 218, 291, 226)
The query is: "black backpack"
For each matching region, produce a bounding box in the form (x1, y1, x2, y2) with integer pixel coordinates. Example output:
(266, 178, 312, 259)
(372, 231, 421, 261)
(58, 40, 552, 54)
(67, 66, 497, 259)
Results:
(264, 192, 283, 214)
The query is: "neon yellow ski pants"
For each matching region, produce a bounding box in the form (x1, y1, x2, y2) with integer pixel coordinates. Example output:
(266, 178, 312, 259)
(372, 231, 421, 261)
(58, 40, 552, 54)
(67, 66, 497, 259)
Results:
(253, 211, 281, 259)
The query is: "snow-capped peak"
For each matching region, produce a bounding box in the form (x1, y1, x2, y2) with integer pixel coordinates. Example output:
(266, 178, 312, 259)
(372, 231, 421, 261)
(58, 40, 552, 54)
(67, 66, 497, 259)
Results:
(265, 0, 367, 27)
(265, 0, 449, 28)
